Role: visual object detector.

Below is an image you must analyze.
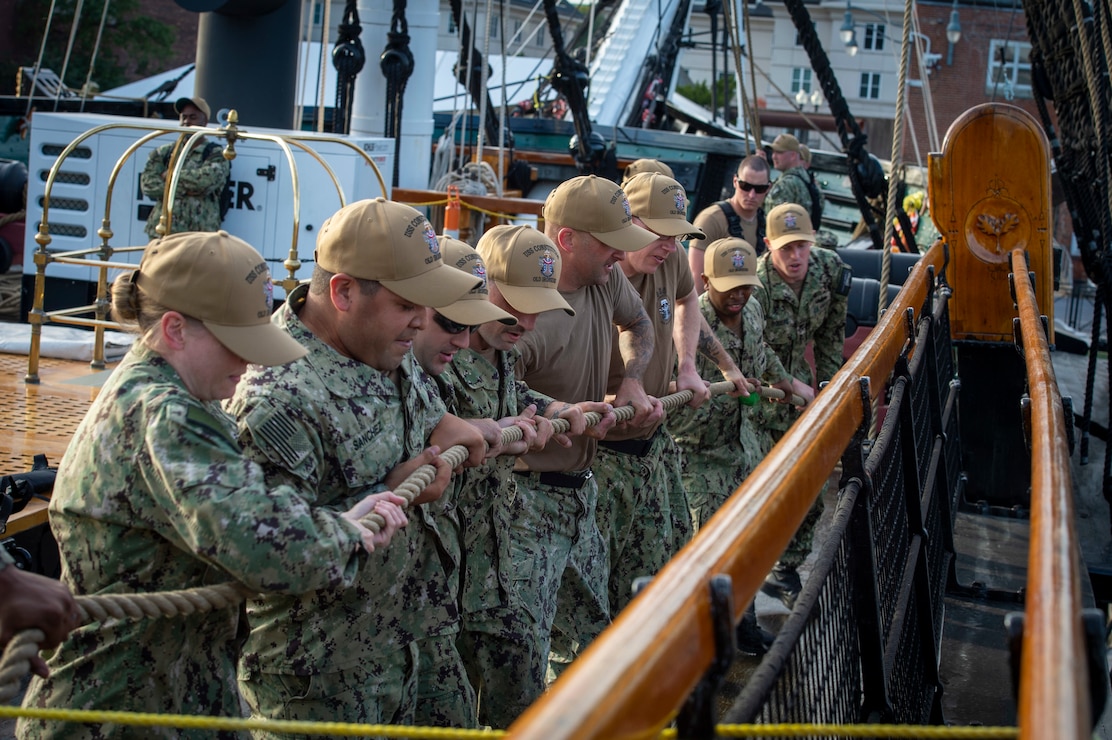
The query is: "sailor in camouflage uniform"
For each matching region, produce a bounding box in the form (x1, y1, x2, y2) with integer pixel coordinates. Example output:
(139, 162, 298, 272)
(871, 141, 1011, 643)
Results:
(19, 231, 408, 739)
(414, 230, 601, 727)
(766, 134, 826, 229)
(518, 176, 657, 681)
(226, 200, 487, 736)
(754, 203, 850, 607)
(671, 238, 792, 529)
(140, 97, 230, 240)
(594, 172, 750, 615)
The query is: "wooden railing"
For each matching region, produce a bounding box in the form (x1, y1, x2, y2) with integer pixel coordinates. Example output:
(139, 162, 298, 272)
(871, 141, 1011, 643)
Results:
(1010, 249, 1090, 740)
(507, 245, 945, 739)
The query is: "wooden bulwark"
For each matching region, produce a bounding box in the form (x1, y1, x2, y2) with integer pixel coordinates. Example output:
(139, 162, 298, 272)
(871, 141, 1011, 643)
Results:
(507, 246, 943, 739)
(1011, 249, 1089, 740)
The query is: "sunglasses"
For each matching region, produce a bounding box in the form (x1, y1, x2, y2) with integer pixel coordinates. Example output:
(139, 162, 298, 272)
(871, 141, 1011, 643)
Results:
(433, 312, 479, 335)
(736, 179, 770, 194)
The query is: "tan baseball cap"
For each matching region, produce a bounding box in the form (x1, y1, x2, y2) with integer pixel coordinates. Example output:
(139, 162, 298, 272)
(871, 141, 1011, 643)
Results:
(437, 237, 517, 326)
(771, 133, 802, 153)
(476, 225, 575, 316)
(314, 198, 481, 308)
(623, 172, 705, 239)
(174, 96, 211, 121)
(799, 144, 812, 165)
(621, 158, 674, 185)
(542, 175, 656, 252)
(766, 203, 815, 250)
(704, 237, 761, 292)
(133, 231, 306, 366)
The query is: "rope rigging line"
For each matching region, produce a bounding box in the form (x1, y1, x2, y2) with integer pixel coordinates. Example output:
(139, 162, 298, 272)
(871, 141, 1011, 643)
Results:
(381, 0, 415, 186)
(331, 0, 366, 135)
(879, 0, 915, 315)
(78, 0, 111, 112)
(25, 0, 59, 117)
(0, 380, 803, 699)
(316, 0, 332, 133)
(741, 0, 761, 147)
(54, 0, 85, 111)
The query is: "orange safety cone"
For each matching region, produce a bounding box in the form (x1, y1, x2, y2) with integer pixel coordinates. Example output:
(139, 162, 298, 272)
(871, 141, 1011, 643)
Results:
(445, 185, 461, 240)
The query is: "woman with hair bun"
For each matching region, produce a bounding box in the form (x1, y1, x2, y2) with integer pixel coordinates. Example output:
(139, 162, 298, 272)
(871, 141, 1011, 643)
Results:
(19, 231, 408, 739)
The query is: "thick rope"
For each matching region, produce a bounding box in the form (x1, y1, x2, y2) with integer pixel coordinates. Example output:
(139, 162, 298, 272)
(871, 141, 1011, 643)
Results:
(0, 381, 803, 695)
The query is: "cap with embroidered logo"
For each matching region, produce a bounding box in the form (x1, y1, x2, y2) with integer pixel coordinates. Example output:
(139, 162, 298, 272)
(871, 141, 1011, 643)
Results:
(132, 230, 306, 366)
(704, 237, 761, 292)
(765, 202, 815, 250)
(771, 133, 802, 154)
(476, 225, 575, 316)
(542, 175, 655, 252)
(437, 237, 517, 326)
(623, 172, 705, 239)
(314, 198, 481, 308)
(621, 158, 674, 185)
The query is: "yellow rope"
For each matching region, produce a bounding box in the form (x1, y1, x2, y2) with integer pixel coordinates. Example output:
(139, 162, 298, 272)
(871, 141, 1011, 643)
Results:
(0, 705, 1019, 739)
(0, 705, 504, 738)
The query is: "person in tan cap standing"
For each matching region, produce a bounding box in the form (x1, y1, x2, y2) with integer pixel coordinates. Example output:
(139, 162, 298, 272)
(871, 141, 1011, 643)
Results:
(140, 96, 231, 239)
(517, 174, 658, 681)
(766, 133, 825, 229)
(20, 231, 409, 736)
(754, 202, 850, 609)
(595, 171, 752, 617)
(419, 226, 610, 728)
(620, 157, 674, 186)
(227, 199, 489, 732)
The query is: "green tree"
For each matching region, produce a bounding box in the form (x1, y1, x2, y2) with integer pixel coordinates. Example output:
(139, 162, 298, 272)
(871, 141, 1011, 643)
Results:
(11, 0, 175, 94)
(675, 75, 737, 108)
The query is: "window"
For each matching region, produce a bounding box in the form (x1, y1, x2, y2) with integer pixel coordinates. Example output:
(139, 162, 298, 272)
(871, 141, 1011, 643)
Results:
(488, 14, 500, 40)
(863, 23, 885, 51)
(448, 14, 457, 34)
(859, 72, 881, 99)
(312, 1, 322, 25)
(513, 19, 523, 44)
(791, 67, 813, 94)
(987, 39, 1033, 99)
(536, 22, 547, 47)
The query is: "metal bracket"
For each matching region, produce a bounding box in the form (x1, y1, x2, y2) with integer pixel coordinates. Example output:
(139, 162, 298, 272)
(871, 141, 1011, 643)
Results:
(676, 574, 735, 739)
(1013, 316, 1024, 355)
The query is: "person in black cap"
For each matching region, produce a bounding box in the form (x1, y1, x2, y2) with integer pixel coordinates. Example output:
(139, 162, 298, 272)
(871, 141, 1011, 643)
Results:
(139, 96, 231, 240)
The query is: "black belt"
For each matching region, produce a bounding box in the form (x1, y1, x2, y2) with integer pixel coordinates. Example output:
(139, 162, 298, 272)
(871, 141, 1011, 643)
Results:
(515, 469, 594, 490)
(598, 430, 659, 457)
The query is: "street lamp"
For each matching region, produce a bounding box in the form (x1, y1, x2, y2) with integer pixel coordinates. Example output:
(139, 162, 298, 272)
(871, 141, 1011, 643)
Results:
(847, 33, 859, 57)
(809, 89, 824, 111)
(840, 3, 855, 45)
(946, 0, 961, 64)
(794, 88, 809, 109)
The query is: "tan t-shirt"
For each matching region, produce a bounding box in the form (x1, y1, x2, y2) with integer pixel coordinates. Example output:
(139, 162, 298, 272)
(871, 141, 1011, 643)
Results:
(605, 248, 694, 401)
(688, 203, 762, 254)
(517, 268, 646, 472)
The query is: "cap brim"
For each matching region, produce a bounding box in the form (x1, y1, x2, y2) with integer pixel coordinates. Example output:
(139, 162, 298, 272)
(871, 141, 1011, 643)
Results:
(768, 232, 814, 250)
(497, 282, 576, 316)
(640, 216, 705, 240)
(591, 222, 657, 252)
(438, 297, 518, 326)
(205, 320, 308, 367)
(380, 263, 483, 308)
(707, 274, 761, 292)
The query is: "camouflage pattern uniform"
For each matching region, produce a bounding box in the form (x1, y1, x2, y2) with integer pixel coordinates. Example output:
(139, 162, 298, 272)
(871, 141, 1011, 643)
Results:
(766, 165, 825, 225)
(140, 140, 229, 239)
(227, 285, 466, 736)
(19, 343, 367, 740)
(671, 293, 788, 529)
(433, 346, 555, 729)
(753, 247, 849, 566)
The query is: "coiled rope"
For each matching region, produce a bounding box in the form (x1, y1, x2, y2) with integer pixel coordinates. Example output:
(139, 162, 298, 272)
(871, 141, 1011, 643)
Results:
(0, 380, 802, 699)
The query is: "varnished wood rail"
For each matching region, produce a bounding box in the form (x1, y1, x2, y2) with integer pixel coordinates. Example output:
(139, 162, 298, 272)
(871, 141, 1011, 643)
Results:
(1010, 249, 1089, 740)
(507, 245, 944, 739)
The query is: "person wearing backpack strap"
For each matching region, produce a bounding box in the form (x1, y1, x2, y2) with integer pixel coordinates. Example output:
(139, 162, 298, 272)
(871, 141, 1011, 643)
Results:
(766, 134, 825, 230)
(688, 154, 771, 293)
(140, 96, 231, 240)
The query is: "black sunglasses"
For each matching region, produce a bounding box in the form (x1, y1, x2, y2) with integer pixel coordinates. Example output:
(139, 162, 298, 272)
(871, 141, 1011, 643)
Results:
(736, 178, 770, 194)
(433, 312, 479, 335)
